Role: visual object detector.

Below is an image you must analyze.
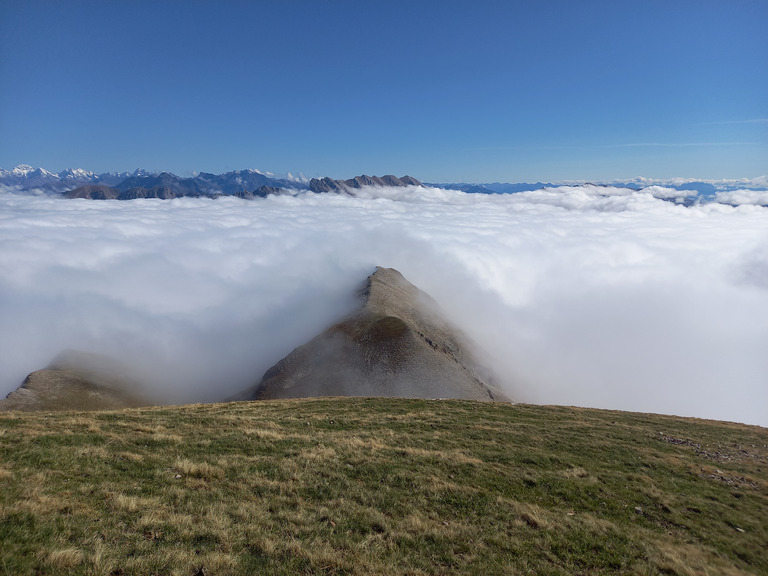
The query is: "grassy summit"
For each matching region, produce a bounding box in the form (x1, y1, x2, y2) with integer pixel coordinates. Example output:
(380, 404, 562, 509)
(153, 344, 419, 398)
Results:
(0, 398, 766, 575)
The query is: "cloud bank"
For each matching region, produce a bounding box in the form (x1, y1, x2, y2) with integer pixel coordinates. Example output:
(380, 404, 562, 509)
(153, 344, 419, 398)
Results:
(1, 186, 767, 426)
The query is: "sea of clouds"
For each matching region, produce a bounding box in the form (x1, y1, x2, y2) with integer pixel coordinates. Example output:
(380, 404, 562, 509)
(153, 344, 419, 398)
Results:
(1, 185, 767, 426)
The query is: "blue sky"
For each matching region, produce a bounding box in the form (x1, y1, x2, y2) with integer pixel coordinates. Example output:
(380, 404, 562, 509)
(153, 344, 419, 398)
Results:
(1, 0, 766, 182)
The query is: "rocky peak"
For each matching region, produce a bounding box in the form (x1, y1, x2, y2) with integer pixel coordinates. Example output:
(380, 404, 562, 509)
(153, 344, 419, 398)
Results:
(308, 175, 422, 194)
(243, 266, 504, 402)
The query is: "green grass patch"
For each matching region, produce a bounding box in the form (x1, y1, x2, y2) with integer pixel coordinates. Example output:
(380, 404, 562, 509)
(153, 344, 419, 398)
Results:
(0, 398, 766, 575)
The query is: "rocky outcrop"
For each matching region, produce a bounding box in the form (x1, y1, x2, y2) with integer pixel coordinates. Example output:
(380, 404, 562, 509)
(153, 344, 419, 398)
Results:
(113, 186, 182, 200)
(65, 184, 120, 199)
(252, 185, 284, 197)
(309, 175, 422, 194)
(0, 350, 151, 412)
(65, 184, 182, 200)
(241, 267, 503, 402)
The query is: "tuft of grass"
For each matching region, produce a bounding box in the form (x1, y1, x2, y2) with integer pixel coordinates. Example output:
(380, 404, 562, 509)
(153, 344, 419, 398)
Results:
(41, 547, 84, 570)
(0, 398, 766, 575)
(173, 457, 225, 480)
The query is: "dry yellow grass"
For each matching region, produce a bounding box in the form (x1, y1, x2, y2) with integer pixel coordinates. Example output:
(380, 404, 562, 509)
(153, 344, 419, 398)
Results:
(42, 547, 84, 570)
(1, 398, 766, 575)
(173, 457, 225, 480)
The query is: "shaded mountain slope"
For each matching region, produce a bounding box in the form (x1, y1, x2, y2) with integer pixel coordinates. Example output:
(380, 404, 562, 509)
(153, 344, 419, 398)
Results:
(61, 169, 301, 199)
(244, 267, 502, 401)
(65, 184, 120, 200)
(0, 350, 150, 412)
(309, 175, 421, 194)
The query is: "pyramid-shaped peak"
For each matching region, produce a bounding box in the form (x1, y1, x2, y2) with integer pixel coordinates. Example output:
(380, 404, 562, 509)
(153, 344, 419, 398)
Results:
(361, 267, 441, 325)
(241, 266, 505, 402)
(363, 266, 419, 304)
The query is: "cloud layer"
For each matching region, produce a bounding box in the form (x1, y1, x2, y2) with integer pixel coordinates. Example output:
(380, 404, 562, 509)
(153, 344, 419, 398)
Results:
(1, 186, 767, 426)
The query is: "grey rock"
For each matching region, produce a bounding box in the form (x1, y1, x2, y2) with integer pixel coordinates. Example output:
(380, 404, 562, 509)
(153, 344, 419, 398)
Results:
(243, 267, 505, 402)
(65, 184, 120, 199)
(308, 175, 422, 194)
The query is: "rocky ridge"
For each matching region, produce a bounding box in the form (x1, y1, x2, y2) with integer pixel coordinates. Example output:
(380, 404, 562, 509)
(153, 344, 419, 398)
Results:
(0, 165, 425, 200)
(244, 266, 501, 402)
(308, 175, 421, 194)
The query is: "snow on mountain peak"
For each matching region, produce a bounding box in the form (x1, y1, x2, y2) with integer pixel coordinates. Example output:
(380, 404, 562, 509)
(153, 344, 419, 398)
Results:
(59, 168, 95, 179)
(11, 164, 36, 176)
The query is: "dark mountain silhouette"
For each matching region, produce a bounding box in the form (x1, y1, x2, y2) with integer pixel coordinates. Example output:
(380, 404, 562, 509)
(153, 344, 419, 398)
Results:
(65, 184, 120, 200)
(63, 170, 299, 200)
(195, 170, 291, 195)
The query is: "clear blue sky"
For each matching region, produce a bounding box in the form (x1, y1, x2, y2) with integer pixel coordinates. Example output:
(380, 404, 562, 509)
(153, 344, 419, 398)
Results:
(1, 0, 766, 182)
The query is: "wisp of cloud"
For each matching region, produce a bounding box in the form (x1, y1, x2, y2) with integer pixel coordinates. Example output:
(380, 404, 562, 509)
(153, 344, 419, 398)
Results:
(1, 186, 766, 426)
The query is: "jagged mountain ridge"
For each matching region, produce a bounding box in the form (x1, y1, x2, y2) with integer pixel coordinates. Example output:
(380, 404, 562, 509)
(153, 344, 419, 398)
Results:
(0, 165, 423, 199)
(66, 169, 305, 199)
(0, 165, 150, 193)
(309, 175, 422, 193)
(4, 164, 765, 200)
(64, 173, 422, 200)
(0, 165, 304, 198)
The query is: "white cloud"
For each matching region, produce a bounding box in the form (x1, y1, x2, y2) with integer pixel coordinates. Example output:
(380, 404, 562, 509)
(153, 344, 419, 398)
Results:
(1, 186, 767, 426)
(285, 172, 309, 184)
(715, 189, 768, 206)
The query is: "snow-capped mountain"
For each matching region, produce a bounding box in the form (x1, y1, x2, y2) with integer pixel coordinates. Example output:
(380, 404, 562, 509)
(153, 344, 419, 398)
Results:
(10, 164, 53, 178)
(0, 165, 167, 192)
(59, 168, 97, 181)
(2, 164, 766, 205)
(0, 164, 102, 192)
(0, 165, 307, 198)
(3, 164, 57, 180)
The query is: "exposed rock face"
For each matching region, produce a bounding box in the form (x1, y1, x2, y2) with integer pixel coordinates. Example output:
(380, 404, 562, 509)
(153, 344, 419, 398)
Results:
(65, 184, 180, 200)
(244, 267, 503, 402)
(309, 175, 422, 194)
(252, 185, 284, 197)
(0, 350, 150, 412)
(65, 184, 120, 200)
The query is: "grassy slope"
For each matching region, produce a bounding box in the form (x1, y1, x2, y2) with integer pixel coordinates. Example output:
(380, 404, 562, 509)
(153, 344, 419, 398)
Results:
(0, 398, 766, 575)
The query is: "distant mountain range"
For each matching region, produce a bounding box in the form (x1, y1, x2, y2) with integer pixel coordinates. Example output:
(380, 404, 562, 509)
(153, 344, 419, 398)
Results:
(0, 165, 150, 193)
(0, 165, 309, 199)
(429, 179, 767, 197)
(0, 165, 425, 199)
(1, 164, 766, 201)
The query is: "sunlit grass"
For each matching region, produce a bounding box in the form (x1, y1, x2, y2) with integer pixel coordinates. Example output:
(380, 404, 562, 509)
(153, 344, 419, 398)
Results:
(1, 398, 766, 575)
